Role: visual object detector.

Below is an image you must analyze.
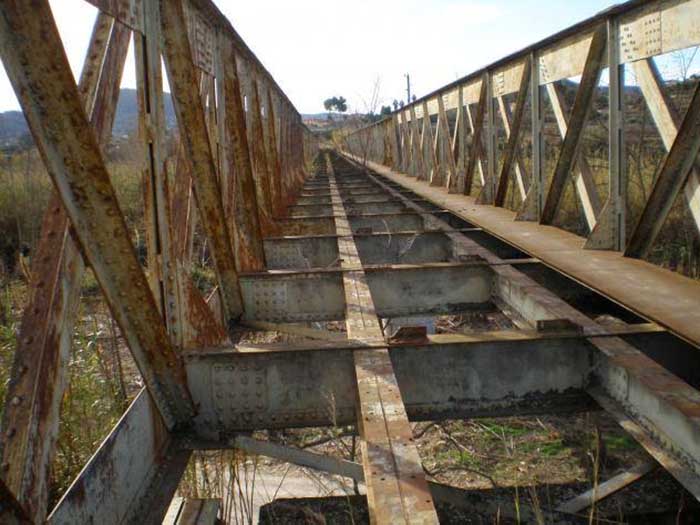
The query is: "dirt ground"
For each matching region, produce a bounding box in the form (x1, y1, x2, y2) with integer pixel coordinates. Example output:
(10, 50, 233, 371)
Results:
(255, 411, 699, 524)
(259, 483, 698, 525)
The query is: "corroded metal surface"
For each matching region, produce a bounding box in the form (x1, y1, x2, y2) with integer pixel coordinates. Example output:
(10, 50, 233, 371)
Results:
(0, 0, 194, 432)
(540, 25, 606, 225)
(349, 155, 700, 349)
(48, 390, 190, 525)
(494, 57, 530, 207)
(626, 77, 700, 257)
(161, 0, 244, 325)
(344, 151, 700, 500)
(0, 0, 315, 519)
(326, 154, 439, 524)
(222, 49, 266, 272)
(163, 498, 220, 525)
(85, 0, 144, 32)
(237, 262, 492, 323)
(5, 0, 700, 522)
(0, 13, 126, 519)
(347, 0, 700, 247)
(179, 268, 230, 349)
(248, 77, 276, 234)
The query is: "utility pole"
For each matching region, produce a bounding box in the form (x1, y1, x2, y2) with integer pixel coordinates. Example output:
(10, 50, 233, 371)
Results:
(405, 73, 411, 104)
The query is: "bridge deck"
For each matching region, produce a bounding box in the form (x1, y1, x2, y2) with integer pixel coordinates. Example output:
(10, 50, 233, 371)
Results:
(351, 155, 700, 349)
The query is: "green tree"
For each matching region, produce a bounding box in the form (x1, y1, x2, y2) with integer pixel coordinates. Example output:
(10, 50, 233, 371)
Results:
(323, 96, 348, 115)
(323, 97, 336, 112)
(335, 96, 347, 113)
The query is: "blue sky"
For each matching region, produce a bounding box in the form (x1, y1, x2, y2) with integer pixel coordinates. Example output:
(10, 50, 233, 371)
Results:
(0, 0, 629, 114)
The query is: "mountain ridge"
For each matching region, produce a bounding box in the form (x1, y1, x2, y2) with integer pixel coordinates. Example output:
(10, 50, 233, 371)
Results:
(0, 88, 176, 150)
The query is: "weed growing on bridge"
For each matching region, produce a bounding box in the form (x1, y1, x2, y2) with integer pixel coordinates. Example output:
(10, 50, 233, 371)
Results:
(0, 69, 698, 520)
(51, 293, 138, 503)
(0, 150, 51, 275)
(179, 449, 261, 524)
(0, 281, 24, 408)
(0, 143, 152, 503)
(0, 263, 140, 507)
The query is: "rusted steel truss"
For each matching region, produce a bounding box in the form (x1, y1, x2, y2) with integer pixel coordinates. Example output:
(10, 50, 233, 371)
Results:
(2, 0, 700, 524)
(337, 150, 700, 505)
(0, 0, 314, 522)
(349, 0, 700, 251)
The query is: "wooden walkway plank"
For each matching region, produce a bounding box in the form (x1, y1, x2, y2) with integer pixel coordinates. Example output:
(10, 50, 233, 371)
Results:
(556, 461, 656, 514)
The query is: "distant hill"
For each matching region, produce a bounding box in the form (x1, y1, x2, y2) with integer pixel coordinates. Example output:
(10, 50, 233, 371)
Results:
(0, 111, 28, 142)
(302, 113, 369, 133)
(302, 112, 338, 121)
(112, 88, 177, 137)
(0, 82, 658, 150)
(0, 88, 177, 150)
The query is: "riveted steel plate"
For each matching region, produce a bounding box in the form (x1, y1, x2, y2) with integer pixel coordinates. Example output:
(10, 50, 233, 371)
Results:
(185, 0, 215, 74)
(245, 279, 287, 319)
(265, 242, 308, 269)
(213, 362, 267, 425)
(620, 10, 662, 63)
(491, 60, 526, 98)
(86, 0, 144, 32)
(240, 273, 345, 322)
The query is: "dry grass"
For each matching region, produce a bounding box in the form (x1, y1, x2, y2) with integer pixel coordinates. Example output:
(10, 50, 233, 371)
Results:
(413, 413, 642, 491)
(0, 145, 147, 507)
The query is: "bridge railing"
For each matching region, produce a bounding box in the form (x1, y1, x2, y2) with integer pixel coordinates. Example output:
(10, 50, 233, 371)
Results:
(346, 0, 700, 257)
(0, 1, 317, 522)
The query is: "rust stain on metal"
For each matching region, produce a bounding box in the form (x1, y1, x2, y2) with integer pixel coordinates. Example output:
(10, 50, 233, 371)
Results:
(1, 0, 313, 519)
(170, 143, 197, 263)
(388, 326, 429, 344)
(0, 0, 195, 434)
(266, 88, 284, 217)
(326, 153, 439, 524)
(162, 0, 244, 325)
(0, 10, 135, 522)
(7, 0, 700, 520)
(181, 270, 230, 349)
(222, 48, 266, 272)
(245, 72, 278, 236)
(84, 0, 143, 32)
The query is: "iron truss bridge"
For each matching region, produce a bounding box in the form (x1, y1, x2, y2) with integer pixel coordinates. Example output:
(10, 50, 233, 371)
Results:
(1, 0, 700, 523)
